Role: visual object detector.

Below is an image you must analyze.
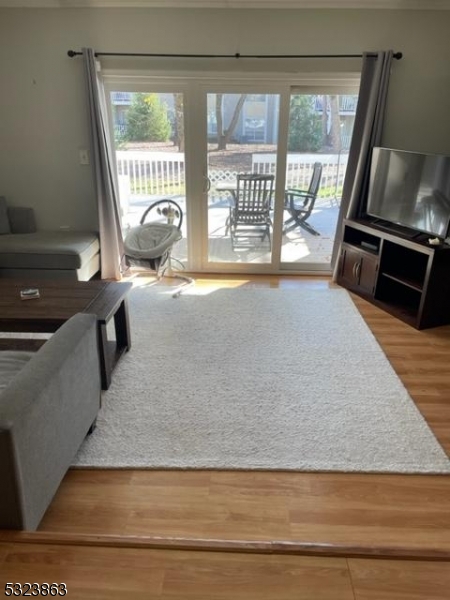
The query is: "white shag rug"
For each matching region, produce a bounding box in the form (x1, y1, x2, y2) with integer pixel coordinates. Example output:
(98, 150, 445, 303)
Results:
(73, 284, 450, 473)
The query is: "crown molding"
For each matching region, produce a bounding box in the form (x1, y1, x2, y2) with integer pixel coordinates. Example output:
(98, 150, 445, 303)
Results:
(1, 0, 450, 9)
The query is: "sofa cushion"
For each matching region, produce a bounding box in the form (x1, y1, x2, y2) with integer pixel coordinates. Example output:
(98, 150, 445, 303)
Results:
(0, 351, 34, 393)
(0, 197, 11, 235)
(0, 231, 100, 270)
(7, 207, 37, 234)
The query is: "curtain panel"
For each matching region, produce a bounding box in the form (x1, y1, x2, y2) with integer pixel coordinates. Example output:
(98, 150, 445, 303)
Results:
(331, 50, 394, 276)
(83, 47, 124, 280)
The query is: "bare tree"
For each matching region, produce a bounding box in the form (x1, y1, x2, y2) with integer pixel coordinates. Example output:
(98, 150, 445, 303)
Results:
(320, 95, 342, 151)
(173, 93, 185, 152)
(328, 95, 342, 152)
(321, 95, 328, 148)
(215, 93, 247, 150)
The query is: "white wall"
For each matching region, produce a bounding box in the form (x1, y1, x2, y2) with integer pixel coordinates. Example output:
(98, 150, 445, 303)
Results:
(0, 7, 449, 230)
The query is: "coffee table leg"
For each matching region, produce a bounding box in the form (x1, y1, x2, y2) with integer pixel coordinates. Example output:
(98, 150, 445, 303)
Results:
(97, 298, 131, 390)
(114, 297, 131, 351)
(97, 322, 110, 391)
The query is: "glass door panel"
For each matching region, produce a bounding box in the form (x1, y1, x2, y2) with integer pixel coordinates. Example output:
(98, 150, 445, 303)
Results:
(109, 90, 187, 266)
(206, 93, 280, 265)
(281, 93, 357, 267)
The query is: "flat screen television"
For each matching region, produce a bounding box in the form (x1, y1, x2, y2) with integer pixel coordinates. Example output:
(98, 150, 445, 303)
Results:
(366, 147, 450, 239)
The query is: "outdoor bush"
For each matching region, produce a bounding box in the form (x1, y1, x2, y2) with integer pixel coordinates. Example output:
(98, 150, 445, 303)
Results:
(124, 93, 171, 142)
(114, 130, 128, 150)
(288, 95, 322, 152)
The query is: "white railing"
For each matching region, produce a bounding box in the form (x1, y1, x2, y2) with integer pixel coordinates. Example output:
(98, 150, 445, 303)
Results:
(116, 150, 348, 201)
(116, 151, 185, 196)
(252, 153, 349, 197)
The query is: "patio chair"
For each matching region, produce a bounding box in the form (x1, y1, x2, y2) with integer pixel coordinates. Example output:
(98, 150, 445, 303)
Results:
(284, 162, 323, 236)
(226, 173, 274, 250)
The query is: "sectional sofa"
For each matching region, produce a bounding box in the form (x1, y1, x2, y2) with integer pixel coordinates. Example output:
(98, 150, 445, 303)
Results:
(0, 313, 101, 530)
(0, 197, 100, 280)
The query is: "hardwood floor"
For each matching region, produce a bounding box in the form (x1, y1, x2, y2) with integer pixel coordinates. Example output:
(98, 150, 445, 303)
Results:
(1, 543, 449, 599)
(1, 275, 449, 597)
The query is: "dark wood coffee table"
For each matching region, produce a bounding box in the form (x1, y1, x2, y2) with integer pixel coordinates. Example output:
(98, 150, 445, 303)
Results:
(0, 279, 132, 390)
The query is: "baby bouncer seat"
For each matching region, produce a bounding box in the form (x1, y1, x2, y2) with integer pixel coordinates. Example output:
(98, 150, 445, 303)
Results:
(124, 199, 194, 296)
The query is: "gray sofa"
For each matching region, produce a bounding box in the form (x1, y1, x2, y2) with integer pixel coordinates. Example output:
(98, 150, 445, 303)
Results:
(0, 313, 101, 530)
(0, 197, 100, 280)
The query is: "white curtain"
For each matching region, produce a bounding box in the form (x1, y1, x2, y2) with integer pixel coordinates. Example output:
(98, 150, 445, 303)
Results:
(83, 47, 124, 280)
(331, 50, 394, 275)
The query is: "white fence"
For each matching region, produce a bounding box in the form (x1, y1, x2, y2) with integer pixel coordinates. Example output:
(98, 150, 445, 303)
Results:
(116, 150, 348, 200)
(252, 153, 349, 196)
(116, 151, 185, 196)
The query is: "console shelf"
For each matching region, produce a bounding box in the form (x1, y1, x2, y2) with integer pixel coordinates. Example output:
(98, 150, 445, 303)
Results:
(380, 272, 423, 293)
(337, 219, 450, 329)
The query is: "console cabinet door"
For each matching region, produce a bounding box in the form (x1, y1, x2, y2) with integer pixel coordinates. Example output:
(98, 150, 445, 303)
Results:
(339, 245, 361, 290)
(338, 244, 379, 296)
(358, 253, 379, 295)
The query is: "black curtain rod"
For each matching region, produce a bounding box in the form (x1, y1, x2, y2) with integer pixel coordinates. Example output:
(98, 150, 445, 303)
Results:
(67, 50, 403, 60)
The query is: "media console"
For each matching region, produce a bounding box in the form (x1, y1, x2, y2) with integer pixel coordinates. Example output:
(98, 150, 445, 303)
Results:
(337, 219, 450, 329)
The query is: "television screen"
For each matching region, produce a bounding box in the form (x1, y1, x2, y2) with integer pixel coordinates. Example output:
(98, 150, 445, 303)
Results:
(366, 147, 450, 238)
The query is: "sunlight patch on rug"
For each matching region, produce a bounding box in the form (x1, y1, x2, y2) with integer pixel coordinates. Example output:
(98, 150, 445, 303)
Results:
(73, 285, 450, 473)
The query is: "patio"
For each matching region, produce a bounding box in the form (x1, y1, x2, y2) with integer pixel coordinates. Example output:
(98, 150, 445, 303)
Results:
(117, 149, 344, 269)
(122, 193, 340, 268)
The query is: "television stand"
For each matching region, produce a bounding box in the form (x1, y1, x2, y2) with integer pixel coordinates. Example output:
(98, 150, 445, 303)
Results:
(337, 219, 450, 329)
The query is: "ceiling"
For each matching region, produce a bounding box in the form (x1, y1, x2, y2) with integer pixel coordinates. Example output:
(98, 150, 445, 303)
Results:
(1, 0, 450, 8)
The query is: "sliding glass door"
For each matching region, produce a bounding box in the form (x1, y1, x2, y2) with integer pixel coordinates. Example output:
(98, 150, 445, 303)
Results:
(107, 87, 188, 267)
(206, 92, 280, 266)
(280, 92, 358, 270)
(104, 76, 359, 274)
(203, 87, 359, 272)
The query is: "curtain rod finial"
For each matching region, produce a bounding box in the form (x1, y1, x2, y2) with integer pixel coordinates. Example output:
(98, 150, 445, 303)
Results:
(394, 52, 403, 60)
(67, 50, 79, 58)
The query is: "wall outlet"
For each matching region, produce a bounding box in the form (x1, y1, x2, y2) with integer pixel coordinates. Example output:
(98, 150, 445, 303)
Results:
(79, 149, 89, 165)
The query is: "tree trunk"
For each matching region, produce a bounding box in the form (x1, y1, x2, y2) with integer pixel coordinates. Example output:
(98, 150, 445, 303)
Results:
(329, 95, 342, 152)
(174, 94, 185, 152)
(224, 94, 247, 146)
(216, 93, 247, 150)
(216, 94, 225, 150)
(321, 95, 328, 149)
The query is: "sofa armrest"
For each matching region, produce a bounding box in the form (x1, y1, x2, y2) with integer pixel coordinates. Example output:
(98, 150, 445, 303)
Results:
(7, 206, 37, 234)
(0, 313, 101, 530)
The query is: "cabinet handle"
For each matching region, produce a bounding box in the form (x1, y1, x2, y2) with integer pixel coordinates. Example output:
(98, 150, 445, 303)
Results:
(352, 261, 361, 281)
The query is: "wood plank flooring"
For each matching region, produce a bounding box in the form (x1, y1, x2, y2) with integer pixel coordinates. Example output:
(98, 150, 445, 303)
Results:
(1, 275, 449, 597)
(1, 543, 449, 599)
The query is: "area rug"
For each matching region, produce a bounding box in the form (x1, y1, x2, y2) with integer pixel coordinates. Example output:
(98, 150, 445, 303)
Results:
(73, 284, 450, 473)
